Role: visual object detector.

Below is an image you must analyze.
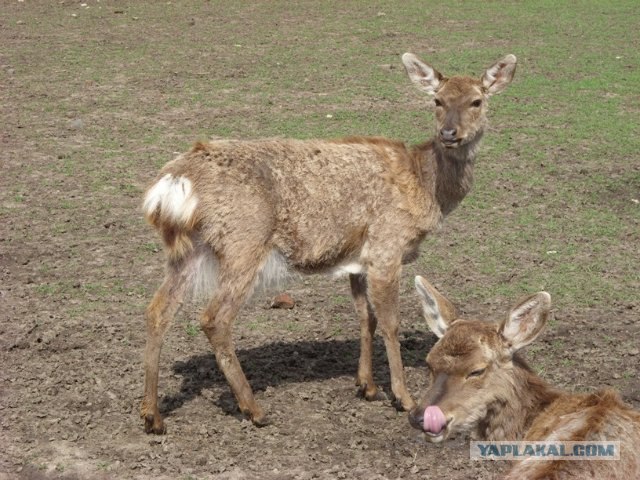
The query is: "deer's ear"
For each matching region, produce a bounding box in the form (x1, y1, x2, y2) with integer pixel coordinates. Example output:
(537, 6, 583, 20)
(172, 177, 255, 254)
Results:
(481, 54, 517, 95)
(415, 276, 457, 338)
(402, 53, 444, 95)
(499, 292, 550, 353)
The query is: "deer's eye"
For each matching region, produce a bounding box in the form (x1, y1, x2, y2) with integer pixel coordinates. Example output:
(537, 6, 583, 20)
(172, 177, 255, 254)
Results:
(467, 368, 486, 379)
(434, 98, 443, 108)
(471, 99, 482, 107)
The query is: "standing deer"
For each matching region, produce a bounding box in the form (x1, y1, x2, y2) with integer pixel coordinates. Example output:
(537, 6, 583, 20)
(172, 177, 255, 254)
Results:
(140, 52, 517, 433)
(411, 276, 640, 479)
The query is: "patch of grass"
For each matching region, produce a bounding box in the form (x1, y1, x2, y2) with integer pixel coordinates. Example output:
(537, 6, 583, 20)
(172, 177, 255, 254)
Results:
(35, 283, 66, 296)
(184, 322, 200, 337)
(331, 295, 350, 306)
(560, 358, 575, 368)
(142, 242, 160, 253)
(246, 314, 269, 331)
(283, 321, 302, 332)
(329, 326, 344, 338)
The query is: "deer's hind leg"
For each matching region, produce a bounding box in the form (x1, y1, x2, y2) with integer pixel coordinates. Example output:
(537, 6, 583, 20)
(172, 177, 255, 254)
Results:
(199, 243, 276, 426)
(141, 254, 199, 434)
(350, 273, 386, 401)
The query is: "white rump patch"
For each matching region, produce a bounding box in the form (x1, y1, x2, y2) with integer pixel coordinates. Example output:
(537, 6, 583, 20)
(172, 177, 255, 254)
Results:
(143, 173, 198, 225)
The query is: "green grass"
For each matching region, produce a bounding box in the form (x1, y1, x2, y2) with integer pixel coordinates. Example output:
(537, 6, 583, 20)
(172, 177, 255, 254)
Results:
(6, 1, 637, 315)
(331, 295, 350, 306)
(184, 322, 200, 337)
(5, 9, 638, 270)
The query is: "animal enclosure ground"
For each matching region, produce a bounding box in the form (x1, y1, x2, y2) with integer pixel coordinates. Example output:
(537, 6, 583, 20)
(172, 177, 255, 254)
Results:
(1, 1, 638, 479)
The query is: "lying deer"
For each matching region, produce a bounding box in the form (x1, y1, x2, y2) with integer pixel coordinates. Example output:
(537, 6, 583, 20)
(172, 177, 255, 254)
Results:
(411, 276, 640, 479)
(140, 52, 517, 433)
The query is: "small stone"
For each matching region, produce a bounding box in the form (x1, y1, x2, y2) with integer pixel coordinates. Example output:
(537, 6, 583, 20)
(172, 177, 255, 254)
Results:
(271, 293, 295, 309)
(629, 348, 639, 356)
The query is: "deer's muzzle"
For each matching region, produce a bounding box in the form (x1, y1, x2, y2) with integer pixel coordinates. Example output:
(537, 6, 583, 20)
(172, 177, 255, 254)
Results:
(409, 404, 451, 443)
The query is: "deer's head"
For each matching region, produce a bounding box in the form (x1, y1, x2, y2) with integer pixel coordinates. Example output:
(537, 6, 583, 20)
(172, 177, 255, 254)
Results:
(402, 53, 516, 150)
(409, 276, 550, 443)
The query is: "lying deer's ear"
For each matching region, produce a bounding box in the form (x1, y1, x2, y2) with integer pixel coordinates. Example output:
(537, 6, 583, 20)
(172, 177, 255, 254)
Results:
(415, 276, 457, 338)
(402, 53, 444, 95)
(499, 292, 550, 353)
(481, 54, 517, 95)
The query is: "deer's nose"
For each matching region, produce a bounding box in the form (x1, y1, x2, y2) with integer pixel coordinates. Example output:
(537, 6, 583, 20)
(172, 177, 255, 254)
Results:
(440, 128, 457, 141)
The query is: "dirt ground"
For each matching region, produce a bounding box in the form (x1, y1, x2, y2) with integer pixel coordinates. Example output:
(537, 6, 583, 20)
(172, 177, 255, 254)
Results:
(1, 2, 638, 480)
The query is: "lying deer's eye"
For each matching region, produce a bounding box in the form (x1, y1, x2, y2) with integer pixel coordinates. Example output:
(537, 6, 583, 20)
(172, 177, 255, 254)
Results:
(467, 368, 486, 379)
(434, 98, 443, 107)
(471, 99, 482, 107)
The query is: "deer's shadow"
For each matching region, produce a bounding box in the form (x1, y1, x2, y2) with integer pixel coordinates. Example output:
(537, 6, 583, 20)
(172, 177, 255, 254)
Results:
(160, 330, 435, 418)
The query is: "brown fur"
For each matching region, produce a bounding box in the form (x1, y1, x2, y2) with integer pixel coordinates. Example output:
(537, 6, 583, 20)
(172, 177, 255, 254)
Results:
(411, 278, 640, 479)
(140, 53, 517, 433)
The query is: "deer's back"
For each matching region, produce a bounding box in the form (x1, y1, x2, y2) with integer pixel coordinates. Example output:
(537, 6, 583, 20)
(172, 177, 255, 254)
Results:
(155, 137, 437, 270)
(505, 389, 640, 479)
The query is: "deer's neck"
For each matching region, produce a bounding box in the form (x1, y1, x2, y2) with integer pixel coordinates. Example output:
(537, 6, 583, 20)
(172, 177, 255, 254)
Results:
(476, 355, 562, 441)
(413, 135, 481, 217)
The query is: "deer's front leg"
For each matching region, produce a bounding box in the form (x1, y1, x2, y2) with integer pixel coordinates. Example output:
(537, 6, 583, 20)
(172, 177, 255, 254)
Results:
(366, 266, 415, 411)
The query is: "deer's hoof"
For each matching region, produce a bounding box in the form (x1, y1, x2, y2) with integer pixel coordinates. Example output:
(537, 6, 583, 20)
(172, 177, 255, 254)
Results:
(252, 415, 270, 428)
(357, 383, 387, 402)
(391, 395, 416, 412)
(144, 414, 167, 435)
(249, 411, 270, 428)
(240, 405, 269, 427)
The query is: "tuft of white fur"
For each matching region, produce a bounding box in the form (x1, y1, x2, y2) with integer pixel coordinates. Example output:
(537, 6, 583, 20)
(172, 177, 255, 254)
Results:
(332, 261, 365, 278)
(143, 174, 198, 225)
(254, 250, 292, 292)
(188, 248, 293, 302)
(190, 246, 219, 301)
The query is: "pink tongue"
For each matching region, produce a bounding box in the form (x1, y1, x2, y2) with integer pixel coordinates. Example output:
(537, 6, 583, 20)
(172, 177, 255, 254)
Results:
(423, 405, 447, 434)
